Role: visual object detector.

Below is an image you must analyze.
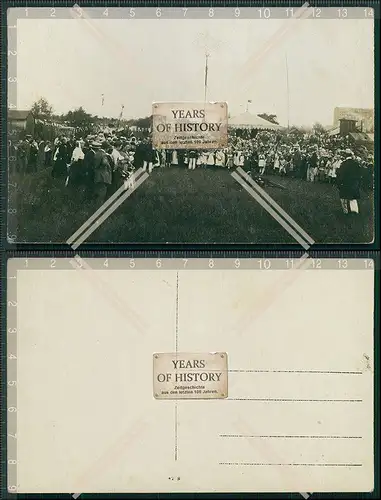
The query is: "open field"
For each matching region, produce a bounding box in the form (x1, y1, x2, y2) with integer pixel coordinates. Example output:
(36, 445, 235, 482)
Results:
(9, 166, 373, 244)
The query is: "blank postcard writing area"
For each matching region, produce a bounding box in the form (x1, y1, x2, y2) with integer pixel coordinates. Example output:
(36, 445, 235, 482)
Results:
(12, 263, 374, 493)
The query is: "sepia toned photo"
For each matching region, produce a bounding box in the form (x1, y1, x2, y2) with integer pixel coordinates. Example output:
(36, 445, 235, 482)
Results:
(7, 7, 375, 245)
(7, 257, 374, 493)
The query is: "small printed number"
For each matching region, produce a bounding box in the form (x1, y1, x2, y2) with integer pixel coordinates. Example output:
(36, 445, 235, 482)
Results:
(75, 6, 83, 17)
(50, 8, 56, 17)
(8, 381, 17, 386)
(209, 259, 214, 268)
(25, 8, 28, 16)
(258, 8, 271, 18)
(234, 8, 240, 17)
(8, 77, 17, 83)
(234, 259, 240, 268)
(259, 259, 271, 270)
(183, 259, 188, 268)
(8, 208, 17, 214)
(156, 259, 162, 268)
(312, 8, 321, 17)
(8, 460, 17, 465)
(8, 354, 17, 359)
(50, 259, 56, 268)
(209, 8, 214, 17)
(130, 8, 135, 17)
(130, 259, 135, 268)
(156, 8, 162, 17)
(338, 8, 347, 17)
(103, 8, 108, 16)
(183, 8, 187, 16)
(312, 259, 322, 269)
(8, 486, 17, 492)
(104, 259, 108, 267)
(8, 328, 17, 333)
(338, 259, 348, 269)
(8, 50, 17, 56)
(8, 433, 17, 439)
(8, 407, 17, 412)
(8, 301, 17, 307)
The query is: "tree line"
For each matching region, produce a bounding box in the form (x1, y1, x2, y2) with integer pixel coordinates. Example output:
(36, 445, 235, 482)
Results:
(30, 97, 152, 135)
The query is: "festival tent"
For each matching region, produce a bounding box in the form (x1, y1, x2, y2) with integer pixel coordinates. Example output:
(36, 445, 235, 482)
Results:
(228, 111, 284, 130)
(328, 126, 340, 137)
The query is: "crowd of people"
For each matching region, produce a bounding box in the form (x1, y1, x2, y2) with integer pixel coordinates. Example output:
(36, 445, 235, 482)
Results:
(12, 127, 374, 213)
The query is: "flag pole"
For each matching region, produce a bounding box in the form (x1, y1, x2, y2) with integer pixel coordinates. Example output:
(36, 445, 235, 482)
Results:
(118, 104, 124, 128)
(285, 53, 290, 129)
(204, 52, 209, 103)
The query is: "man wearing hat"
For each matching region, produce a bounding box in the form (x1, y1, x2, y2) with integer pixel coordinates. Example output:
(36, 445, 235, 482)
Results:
(91, 141, 112, 204)
(52, 136, 71, 178)
(307, 145, 318, 182)
(336, 149, 362, 215)
(82, 139, 96, 200)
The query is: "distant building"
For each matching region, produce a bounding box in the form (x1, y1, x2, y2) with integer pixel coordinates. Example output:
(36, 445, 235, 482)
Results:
(8, 109, 35, 136)
(329, 118, 373, 151)
(333, 107, 374, 133)
(339, 118, 357, 136)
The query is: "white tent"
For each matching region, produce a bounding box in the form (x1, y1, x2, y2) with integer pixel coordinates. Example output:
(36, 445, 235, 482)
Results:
(229, 111, 284, 130)
(328, 127, 340, 137)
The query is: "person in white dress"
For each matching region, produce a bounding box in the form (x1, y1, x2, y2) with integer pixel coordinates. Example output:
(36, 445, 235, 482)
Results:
(258, 155, 266, 175)
(328, 155, 341, 184)
(206, 151, 215, 167)
(279, 156, 287, 176)
(215, 150, 225, 168)
(171, 150, 178, 166)
(238, 152, 245, 168)
(273, 153, 280, 174)
(233, 151, 241, 168)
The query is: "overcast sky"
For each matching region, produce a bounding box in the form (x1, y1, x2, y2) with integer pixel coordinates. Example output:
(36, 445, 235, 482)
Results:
(15, 16, 374, 126)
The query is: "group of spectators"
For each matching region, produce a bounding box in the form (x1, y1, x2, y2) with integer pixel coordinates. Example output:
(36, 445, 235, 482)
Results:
(227, 129, 373, 188)
(12, 127, 373, 212)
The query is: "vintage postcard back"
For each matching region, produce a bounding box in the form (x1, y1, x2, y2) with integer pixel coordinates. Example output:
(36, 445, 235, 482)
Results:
(8, 258, 374, 493)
